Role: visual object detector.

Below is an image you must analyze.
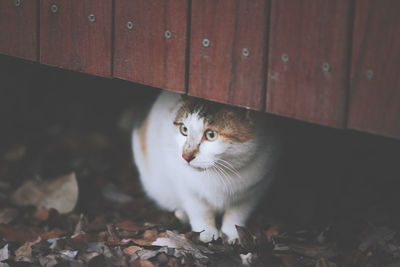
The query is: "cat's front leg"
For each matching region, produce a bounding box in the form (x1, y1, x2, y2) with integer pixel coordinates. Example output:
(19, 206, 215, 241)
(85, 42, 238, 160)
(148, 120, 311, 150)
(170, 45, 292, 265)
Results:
(181, 194, 219, 243)
(221, 199, 257, 244)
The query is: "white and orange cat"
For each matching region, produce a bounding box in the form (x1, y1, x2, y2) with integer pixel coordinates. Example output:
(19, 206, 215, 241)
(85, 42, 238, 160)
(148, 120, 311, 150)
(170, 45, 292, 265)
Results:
(132, 91, 281, 243)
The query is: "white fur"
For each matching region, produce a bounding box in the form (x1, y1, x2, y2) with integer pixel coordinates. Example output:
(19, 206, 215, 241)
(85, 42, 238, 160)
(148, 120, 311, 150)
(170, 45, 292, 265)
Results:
(132, 91, 281, 243)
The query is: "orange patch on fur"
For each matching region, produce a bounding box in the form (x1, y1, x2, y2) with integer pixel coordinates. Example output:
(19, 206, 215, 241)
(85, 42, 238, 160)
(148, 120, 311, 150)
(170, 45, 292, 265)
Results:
(212, 118, 254, 143)
(175, 94, 256, 143)
(139, 115, 150, 165)
(219, 132, 250, 143)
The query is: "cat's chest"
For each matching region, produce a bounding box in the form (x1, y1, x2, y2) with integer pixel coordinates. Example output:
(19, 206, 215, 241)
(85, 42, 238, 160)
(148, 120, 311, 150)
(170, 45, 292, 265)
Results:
(178, 168, 241, 209)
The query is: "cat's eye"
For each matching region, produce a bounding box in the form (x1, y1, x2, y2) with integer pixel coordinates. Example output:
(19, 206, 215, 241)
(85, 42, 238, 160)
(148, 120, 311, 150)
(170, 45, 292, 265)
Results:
(179, 124, 188, 136)
(205, 129, 218, 141)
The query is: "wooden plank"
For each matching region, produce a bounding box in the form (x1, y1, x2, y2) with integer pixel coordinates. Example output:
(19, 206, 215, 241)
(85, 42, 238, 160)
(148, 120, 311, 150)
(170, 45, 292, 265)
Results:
(348, 0, 400, 139)
(189, 0, 269, 110)
(0, 0, 38, 61)
(40, 0, 112, 77)
(266, 0, 352, 127)
(113, 0, 188, 92)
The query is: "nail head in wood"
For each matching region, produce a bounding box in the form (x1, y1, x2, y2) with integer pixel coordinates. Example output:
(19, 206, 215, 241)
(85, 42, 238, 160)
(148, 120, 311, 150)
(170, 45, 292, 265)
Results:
(126, 21, 134, 30)
(366, 69, 374, 80)
(202, 39, 210, 48)
(13, 0, 21, 7)
(242, 48, 250, 57)
(50, 4, 58, 13)
(164, 30, 172, 39)
(88, 14, 96, 23)
(322, 62, 331, 72)
(281, 53, 289, 63)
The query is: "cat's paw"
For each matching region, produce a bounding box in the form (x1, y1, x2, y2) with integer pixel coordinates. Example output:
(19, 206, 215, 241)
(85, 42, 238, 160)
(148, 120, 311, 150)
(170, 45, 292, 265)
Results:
(228, 236, 239, 245)
(174, 209, 189, 224)
(199, 227, 220, 243)
(223, 234, 239, 245)
(221, 224, 239, 245)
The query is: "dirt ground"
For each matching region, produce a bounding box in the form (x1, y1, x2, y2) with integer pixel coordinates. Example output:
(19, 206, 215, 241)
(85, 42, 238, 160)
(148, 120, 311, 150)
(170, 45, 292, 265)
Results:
(0, 55, 400, 266)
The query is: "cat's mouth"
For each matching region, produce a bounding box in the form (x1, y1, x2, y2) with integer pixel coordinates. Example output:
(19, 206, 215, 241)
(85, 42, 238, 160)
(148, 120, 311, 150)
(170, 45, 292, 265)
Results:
(181, 156, 214, 171)
(185, 161, 210, 171)
(187, 163, 206, 171)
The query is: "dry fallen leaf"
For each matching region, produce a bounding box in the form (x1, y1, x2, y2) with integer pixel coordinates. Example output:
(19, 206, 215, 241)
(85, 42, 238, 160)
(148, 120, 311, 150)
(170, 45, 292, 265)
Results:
(0, 208, 18, 224)
(133, 229, 159, 246)
(344, 249, 369, 266)
(11, 172, 78, 214)
(114, 220, 151, 232)
(72, 232, 106, 243)
(0, 244, 8, 261)
(33, 209, 50, 222)
(131, 259, 155, 267)
(236, 225, 257, 252)
(381, 262, 400, 267)
(15, 242, 33, 258)
(14, 238, 41, 262)
(72, 214, 86, 238)
(265, 224, 280, 241)
(359, 225, 396, 252)
(106, 224, 129, 246)
(277, 254, 300, 267)
(152, 230, 209, 261)
(290, 243, 337, 259)
(316, 257, 338, 267)
(123, 246, 143, 256)
(0, 225, 44, 242)
(38, 255, 58, 266)
(40, 228, 68, 240)
(133, 249, 162, 261)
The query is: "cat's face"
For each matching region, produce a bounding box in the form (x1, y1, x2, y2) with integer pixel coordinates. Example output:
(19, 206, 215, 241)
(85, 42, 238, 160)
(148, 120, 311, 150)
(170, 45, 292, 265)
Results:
(173, 97, 257, 170)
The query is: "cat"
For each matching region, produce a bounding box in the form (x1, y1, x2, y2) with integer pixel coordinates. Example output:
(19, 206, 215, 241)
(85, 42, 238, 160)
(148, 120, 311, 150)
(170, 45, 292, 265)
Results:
(132, 90, 281, 243)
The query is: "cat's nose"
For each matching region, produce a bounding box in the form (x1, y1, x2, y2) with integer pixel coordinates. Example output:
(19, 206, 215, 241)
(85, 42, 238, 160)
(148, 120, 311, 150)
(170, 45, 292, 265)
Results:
(182, 154, 195, 163)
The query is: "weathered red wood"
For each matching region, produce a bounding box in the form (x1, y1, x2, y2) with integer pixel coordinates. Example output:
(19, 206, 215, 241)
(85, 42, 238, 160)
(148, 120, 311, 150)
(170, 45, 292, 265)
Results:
(113, 0, 188, 92)
(348, 0, 400, 139)
(0, 0, 38, 61)
(189, 0, 269, 110)
(266, 0, 352, 127)
(40, 0, 112, 77)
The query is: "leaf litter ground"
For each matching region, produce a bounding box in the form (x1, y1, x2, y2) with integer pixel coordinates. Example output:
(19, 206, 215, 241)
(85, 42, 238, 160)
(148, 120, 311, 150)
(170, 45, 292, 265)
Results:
(1, 56, 400, 266)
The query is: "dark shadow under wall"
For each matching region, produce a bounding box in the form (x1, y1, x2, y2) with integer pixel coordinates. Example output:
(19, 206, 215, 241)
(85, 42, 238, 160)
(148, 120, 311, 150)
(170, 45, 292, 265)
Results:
(263, 118, 400, 229)
(1, 54, 400, 234)
(0, 55, 158, 138)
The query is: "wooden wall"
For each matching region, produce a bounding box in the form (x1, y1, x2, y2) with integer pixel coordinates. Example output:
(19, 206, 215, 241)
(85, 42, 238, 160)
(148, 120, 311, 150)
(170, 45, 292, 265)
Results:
(40, 0, 112, 77)
(113, 0, 188, 92)
(348, 0, 400, 139)
(0, 0, 38, 61)
(189, 0, 268, 110)
(0, 0, 399, 139)
(266, 0, 353, 128)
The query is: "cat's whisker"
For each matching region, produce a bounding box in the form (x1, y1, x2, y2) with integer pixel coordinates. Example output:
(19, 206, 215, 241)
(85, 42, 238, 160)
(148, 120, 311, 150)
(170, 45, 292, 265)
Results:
(215, 160, 243, 182)
(217, 159, 242, 177)
(214, 161, 245, 190)
(218, 166, 235, 195)
(212, 163, 234, 195)
(210, 165, 225, 190)
(217, 158, 238, 172)
(216, 162, 241, 179)
(211, 164, 230, 194)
